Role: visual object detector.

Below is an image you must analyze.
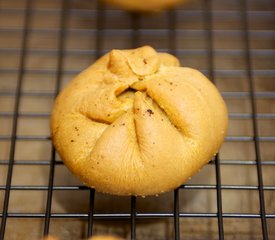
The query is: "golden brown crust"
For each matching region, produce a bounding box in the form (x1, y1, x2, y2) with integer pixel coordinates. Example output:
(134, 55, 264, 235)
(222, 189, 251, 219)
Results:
(51, 46, 228, 196)
(102, 0, 188, 12)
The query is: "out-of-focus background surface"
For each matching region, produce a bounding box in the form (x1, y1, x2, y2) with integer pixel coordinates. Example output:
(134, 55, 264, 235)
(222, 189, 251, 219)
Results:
(0, 0, 274, 239)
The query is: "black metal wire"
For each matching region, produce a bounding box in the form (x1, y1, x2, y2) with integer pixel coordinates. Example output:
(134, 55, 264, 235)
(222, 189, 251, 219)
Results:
(2, 159, 274, 166)
(2, 67, 275, 76)
(95, 1, 105, 59)
(128, 11, 141, 240)
(0, 212, 275, 219)
(174, 188, 180, 240)
(1, 184, 275, 191)
(204, 0, 225, 239)
(43, 0, 69, 236)
(131, 13, 140, 49)
(1, 7, 275, 18)
(1, 25, 274, 37)
(240, 0, 269, 239)
(87, 189, 95, 237)
(1, 47, 275, 58)
(167, 8, 181, 240)
(131, 196, 137, 240)
(87, 1, 106, 237)
(0, 0, 33, 238)
(168, 9, 177, 55)
(3, 135, 274, 141)
(2, 89, 275, 98)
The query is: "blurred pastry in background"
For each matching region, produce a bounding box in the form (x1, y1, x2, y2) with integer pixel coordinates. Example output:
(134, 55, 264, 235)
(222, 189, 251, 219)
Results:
(102, 0, 188, 12)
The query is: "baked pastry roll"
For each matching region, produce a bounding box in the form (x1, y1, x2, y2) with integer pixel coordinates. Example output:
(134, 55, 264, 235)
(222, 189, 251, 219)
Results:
(51, 46, 228, 196)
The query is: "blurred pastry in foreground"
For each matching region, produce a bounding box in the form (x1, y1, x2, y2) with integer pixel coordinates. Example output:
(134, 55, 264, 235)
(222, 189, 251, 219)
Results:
(51, 46, 228, 196)
(43, 236, 59, 240)
(90, 236, 124, 240)
(102, 0, 188, 12)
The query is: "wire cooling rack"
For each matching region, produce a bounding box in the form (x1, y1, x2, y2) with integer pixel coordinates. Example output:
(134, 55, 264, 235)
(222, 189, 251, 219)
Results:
(0, 0, 275, 239)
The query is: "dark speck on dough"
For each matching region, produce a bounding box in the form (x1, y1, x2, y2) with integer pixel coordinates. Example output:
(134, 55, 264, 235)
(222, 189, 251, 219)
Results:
(169, 82, 173, 85)
(71, 140, 74, 142)
(161, 118, 164, 121)
(74, 126, 79, 131)
(120, 123, 125, 126)
(107, 114, 110, 117)
(97, 162, 99, 164)
(143, 59, 148, 64)
(146, 109, 154, 116)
